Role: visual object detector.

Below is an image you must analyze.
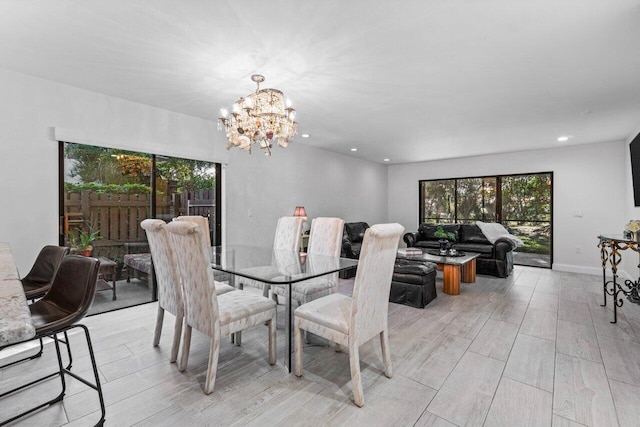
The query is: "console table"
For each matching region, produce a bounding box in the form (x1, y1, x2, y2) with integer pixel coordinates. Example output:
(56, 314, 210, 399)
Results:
(597, 234, 640, 323)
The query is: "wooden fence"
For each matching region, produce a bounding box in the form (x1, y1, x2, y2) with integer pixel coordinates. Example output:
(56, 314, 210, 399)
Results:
(64, 190, 215, 243)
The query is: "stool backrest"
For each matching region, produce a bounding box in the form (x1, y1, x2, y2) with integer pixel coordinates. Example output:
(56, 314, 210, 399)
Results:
(22, 245, 69, 286)
(40, 255, 100, 329)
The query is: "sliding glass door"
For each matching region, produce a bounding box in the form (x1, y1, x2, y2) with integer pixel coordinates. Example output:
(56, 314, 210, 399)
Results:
(60, 142, 221, 314)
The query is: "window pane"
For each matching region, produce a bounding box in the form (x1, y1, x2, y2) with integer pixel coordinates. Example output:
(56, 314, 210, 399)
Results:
(502, 173, 551, 222)
(421, 180, 455, 223)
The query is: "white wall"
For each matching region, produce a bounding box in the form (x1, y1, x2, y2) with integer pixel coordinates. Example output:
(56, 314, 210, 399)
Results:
(0, 68, 227, 273)
(0, 68, 388, 273)
(388, 141, 627, 275)
(224, 143, 389, 247)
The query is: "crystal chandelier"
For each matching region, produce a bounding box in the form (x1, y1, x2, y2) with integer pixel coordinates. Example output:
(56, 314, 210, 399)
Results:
(219, 74, 298, 157)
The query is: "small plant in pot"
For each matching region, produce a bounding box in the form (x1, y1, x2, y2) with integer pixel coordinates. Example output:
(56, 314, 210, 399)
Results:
(69, 227, 102, 256)
(433, 226, 456, 254)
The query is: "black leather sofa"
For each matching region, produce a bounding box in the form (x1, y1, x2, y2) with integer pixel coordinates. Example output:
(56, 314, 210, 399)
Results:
(403, 223, 515, 278)
(340, 222, 369, 278)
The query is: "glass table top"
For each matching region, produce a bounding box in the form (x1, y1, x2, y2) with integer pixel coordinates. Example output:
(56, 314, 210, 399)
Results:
(210, 245, 358, 284)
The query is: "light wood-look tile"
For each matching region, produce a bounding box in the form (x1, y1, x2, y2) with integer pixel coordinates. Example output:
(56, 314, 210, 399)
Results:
(558, 299, 593, 326)
(520, 307, 558, 342)
(468, 318, 519, 361)
(491, 300, 529, 324)
(608, 379, 640, 427)
(530, 291, 560, 313)
(442, 309, 491, 340)
(414, 410, 457, 427)
(597, 334, 640, 386)
(395, 332, 471, 389)
(556, 320, 602, 363)
(427, 352, 504, 426)
(552, 414, 588, 426)
(504, 333, 556, 392)
(2, 267, 638, 427)
(553, 353, 619, 427)
(485, 377, 553, 427)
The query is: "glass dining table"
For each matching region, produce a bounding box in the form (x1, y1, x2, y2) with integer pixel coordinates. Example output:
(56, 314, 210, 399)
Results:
(210, 245, 358, 371)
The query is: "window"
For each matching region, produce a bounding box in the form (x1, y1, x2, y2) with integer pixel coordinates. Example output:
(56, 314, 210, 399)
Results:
(59, 142, 221, 314)
(420, 172, 552, 268)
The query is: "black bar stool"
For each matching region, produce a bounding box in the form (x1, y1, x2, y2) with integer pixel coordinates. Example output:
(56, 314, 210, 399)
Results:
(0, 255, 106, 426)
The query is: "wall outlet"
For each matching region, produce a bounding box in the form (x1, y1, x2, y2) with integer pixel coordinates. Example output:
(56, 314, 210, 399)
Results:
(573, 210, 583, 218)
(575, 246, 581, 254)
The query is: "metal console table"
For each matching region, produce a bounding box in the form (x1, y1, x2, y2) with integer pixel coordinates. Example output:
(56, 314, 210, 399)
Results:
(597, 234, 640, 323)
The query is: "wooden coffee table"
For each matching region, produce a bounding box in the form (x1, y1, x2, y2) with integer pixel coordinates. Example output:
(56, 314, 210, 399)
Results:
(399, 250, 480, 295)
(97, 257, 117, 300)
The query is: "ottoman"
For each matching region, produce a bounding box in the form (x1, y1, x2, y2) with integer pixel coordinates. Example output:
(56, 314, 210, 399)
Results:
(389, 258, 437, 308)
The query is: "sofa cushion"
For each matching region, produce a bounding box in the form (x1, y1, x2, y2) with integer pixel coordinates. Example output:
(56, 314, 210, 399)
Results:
(418, 224, 460, 242)
(459, 224, 491, 244)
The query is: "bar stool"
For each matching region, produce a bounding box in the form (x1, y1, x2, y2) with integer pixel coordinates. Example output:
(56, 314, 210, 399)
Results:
(0, 255, 106, 426)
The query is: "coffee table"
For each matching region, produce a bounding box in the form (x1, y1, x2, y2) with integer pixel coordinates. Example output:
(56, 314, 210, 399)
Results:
(398, 250, 480, 295)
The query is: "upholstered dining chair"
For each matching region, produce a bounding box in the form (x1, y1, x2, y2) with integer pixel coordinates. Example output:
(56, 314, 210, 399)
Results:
(294, 223, 404, 407)
(173, 215, 212, 260)
(165, 221, 277, 394)
(237, 216, 304, 297)
(21, 245, 69, 300)
(171, 217, 235, 292)
(271, 217, 345, 306)
(141, 219, 186, 363)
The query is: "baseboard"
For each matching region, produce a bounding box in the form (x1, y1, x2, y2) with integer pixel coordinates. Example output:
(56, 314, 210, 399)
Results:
(552, 264, 601, 276)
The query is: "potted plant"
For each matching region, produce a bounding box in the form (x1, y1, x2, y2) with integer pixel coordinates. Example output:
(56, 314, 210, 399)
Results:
(433, 226, 456, 254)
(69, 227, 102, 256)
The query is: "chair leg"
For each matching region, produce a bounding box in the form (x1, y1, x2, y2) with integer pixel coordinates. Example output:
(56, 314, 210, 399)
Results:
(153, 306, 164, 347)
(77, 324, 106, 425)
(294, 323, 303, 377)
(235, 331, 242, 346)
(349, 344, 364, 407)
(380, 329, 393, 378)
(170, 315, 183, 363)
(204, 332, 220, 395)
(0, 336, 44, 370)
(268, 315, 276, 365)
(179, 325, 192, 372)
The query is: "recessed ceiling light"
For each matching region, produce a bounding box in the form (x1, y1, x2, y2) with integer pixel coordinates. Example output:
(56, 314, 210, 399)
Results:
(351, 148, 358, 152)
(301, 134, 310, 138)
(557, 135, 572, 142)
(383, 158, 390, 162)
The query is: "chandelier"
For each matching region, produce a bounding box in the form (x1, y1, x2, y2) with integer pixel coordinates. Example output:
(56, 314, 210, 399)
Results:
(219, 74, 298, 157)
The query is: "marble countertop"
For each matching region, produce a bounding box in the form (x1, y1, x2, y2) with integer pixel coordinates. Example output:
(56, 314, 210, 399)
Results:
(0, 243, 35, 347)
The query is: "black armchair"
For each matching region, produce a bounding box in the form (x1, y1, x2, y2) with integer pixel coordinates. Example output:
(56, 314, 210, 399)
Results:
(341, 222, 369, 278)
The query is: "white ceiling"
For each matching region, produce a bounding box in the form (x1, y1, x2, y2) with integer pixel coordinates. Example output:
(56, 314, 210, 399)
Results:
(0, 0, 639, 164)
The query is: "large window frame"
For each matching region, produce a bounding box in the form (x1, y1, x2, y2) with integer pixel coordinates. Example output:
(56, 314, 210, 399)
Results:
(419, 172, 553, 267)
(58, 141, 222, 313)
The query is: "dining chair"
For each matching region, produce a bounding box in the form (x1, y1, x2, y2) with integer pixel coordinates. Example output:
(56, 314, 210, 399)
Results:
(173, 215, 212, 259)
(165, 221, 277, 394)
(141, 219, 186, 363)
(21, 245, 69, 300)
(1, 255, 105, 425)
(171, 216, 235, 294)
(238, 216, 304, 297)
(294, 223, 404, 407)
(271, 217, 345, 306)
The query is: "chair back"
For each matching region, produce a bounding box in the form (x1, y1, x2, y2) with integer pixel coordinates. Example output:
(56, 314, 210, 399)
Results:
(174, 215, 212, 261)
(22, 245, 69, 286)
(273, 216, 304, 251)
(307, 217, 344, 288)
(350, 223, 404, 346)
(141, 219, 183, 317)
(307, 217, 345, 257)
(37, 255, 100, 334)
(165, 221, 218, 336)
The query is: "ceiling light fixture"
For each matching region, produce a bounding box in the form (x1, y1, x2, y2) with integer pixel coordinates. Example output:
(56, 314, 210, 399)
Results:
(383, 158, 390, 162)
(557, 135, 572, 142)
(219, 74, 297, 157)
(301, 134, 310, 138)
(351, 148, 358, 152)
